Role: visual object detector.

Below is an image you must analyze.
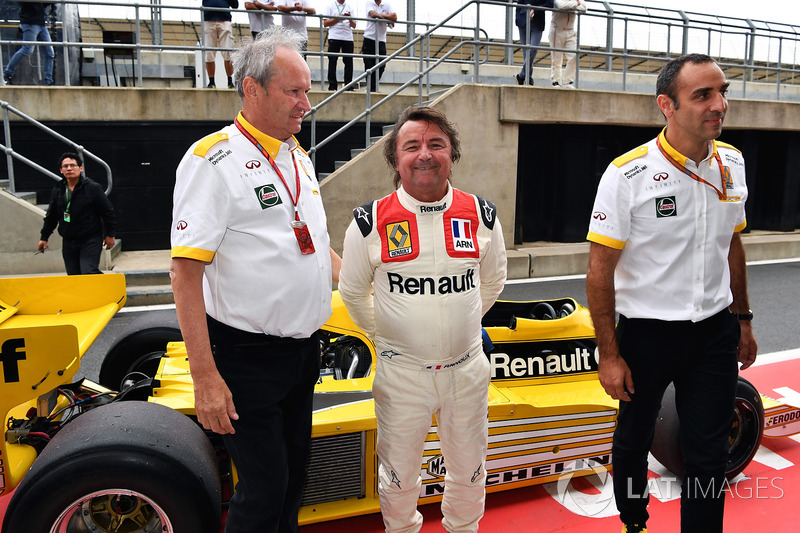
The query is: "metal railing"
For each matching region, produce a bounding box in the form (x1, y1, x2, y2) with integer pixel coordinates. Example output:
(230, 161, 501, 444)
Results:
(2, 0, 798, 90)
(1, 99, 113, 195)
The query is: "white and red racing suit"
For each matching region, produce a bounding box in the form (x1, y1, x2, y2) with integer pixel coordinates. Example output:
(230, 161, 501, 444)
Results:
(339, 184, 507, 533)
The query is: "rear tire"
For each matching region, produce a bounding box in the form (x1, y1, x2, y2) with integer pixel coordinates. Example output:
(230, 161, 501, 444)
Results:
(2, 401, 220, 533)
(99, 309, 182, 390)
(651, 376, 764, 479)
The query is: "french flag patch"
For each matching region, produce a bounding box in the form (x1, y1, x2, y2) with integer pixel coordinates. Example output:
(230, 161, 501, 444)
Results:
(451, 218, 476, 251)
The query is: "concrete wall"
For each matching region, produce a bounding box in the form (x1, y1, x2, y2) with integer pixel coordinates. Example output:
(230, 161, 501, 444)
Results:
(0, 86, 419, 123)
(0, 191, 64, 275)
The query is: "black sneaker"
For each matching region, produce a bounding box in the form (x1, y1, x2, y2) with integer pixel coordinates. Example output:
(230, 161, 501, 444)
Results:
(552, 81, 560, 87)
(206, 82, 216, 89)
(3, 73, 11, 85)
(515, 73, 524, 85)
(227, 77, 235, 89)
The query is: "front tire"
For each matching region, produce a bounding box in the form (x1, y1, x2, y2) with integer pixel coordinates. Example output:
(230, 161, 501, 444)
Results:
(651, 376, 764, 479)
(99, 309, 182, 390)
(3, 401, 220, 533)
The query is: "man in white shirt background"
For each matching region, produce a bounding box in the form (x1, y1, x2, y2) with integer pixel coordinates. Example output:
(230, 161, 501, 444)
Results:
(323, 0, 356, 90)
(361, 0, 396, 92)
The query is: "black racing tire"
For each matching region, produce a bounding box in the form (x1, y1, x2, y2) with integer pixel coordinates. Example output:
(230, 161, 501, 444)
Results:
(99, 309, 182, 390)
(2, 401, 220, 533)
(652, 376, 764, 480)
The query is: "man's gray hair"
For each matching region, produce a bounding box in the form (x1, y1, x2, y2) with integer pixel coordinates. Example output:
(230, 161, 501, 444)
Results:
(232, 26, 306, 98)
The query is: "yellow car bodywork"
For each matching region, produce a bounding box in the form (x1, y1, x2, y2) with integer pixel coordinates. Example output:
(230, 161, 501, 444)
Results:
(7, 275, 796, 528)
(151, 291, 616, 525)
(0, 274, 126, 496)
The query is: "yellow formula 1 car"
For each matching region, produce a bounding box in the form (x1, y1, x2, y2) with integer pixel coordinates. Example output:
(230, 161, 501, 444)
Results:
(2, 275, 798, 532)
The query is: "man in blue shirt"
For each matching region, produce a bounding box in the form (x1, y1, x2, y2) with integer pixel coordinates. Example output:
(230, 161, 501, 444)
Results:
(514, 0, 554, 85)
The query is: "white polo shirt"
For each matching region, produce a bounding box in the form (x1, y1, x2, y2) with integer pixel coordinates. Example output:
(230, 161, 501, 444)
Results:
(325, 1, 355, 41)
(247, 8, 274, 34)
(171, 112, 332, 337)
(364, 0, 393, 42)
(279, 0, 312, 39)
(587, 128, 748, 322)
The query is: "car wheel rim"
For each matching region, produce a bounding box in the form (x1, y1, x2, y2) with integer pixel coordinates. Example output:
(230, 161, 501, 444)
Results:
(51, 489, 173, 533)
(728, 398, 759, 471)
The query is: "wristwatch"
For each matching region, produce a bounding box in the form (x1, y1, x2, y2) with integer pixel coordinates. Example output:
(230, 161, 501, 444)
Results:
(733, 309, 754, 321)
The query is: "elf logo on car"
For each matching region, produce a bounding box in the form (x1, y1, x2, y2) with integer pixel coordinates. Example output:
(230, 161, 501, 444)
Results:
(490, 347, 598, 379)
(1, 338, 26, 383)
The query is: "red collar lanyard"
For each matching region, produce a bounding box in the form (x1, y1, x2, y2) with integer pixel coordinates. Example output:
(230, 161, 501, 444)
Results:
(656, 136, 730, 201)
(234, 118, 316, 254)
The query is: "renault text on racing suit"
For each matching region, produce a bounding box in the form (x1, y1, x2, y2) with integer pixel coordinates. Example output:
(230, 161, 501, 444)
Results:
(386, 269, 476, 295)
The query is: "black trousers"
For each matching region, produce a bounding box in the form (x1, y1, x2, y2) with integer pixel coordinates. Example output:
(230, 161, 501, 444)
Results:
(361, 37, 386, 92)
(208, 315, 320, 533)
(327, 38, 354, 90)
(61, 235, 103, 275)
(612, 309, 740, 532)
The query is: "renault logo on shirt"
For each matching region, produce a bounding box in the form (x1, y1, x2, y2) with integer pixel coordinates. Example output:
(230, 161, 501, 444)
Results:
(655, 196, 677, 218)
(386, 221, 413, 258)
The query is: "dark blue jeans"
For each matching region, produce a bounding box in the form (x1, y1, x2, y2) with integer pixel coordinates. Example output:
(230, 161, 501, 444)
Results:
(612, 309, 740, 533)
(4, 23, 54, 84)
(517, 24, 543, 84)
(207, 316, 320, 533)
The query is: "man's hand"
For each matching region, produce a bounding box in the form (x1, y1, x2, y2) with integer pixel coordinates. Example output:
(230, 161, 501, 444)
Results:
(737, 321, 758, 370)
(37, 240, 48, 253)
(599, 353, 634, 402)
(103, 236, 115, 250)
(193, 369, 239, 434)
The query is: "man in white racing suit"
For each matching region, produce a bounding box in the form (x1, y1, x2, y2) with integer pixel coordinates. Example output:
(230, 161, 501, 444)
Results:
(339, 106, 507, 533)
